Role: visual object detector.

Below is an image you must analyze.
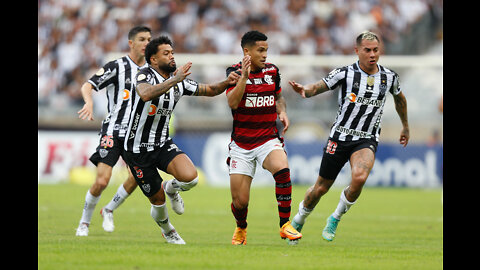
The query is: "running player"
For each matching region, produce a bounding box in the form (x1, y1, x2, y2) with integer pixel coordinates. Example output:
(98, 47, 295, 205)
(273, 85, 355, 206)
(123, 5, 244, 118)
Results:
(122, 36, 240, 244)
(76, 26, 151, 236)
(288, 31, 409, 243)
(226, 30, 302, 245)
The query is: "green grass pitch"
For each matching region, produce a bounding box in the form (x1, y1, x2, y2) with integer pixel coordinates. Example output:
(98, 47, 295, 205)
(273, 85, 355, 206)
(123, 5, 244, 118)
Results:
(38, 183, 442, 269)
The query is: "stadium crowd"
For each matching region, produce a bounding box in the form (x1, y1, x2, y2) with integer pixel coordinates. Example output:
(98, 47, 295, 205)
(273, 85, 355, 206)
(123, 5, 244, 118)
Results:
(38, 0, 442, 117)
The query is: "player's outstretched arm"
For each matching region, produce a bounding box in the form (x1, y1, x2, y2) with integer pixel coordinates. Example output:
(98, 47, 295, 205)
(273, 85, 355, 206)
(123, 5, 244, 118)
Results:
(195, 71, 241, 97)
(393, 92, 409, 147)
(78, 82, 95, 121)
(288, 80, 329, 98)
(227, 55, 251, 109)
(137, 62, 192, 102)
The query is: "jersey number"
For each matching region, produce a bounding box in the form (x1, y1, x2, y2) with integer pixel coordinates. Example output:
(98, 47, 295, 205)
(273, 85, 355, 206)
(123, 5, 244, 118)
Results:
(326, 140, 337, 154)
(100, 135, 114, 148)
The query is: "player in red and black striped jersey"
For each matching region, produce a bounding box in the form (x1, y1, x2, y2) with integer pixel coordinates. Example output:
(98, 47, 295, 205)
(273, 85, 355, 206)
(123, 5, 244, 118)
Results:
(225, 31, 301, 245)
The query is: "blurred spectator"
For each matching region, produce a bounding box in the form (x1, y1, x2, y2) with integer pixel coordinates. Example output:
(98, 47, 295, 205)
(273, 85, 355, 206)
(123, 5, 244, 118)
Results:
(38, 0, 442, 122)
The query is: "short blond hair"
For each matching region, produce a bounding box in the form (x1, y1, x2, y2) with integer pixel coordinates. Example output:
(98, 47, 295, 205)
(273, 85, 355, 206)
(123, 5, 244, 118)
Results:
(356, 31, 379, 46)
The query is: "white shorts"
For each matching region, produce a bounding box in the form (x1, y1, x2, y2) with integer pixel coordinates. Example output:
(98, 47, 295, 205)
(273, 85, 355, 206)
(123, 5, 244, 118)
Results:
(228, 138, 284, 178)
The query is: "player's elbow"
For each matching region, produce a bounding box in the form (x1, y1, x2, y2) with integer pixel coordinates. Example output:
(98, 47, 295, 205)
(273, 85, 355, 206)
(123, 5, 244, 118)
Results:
(228, 99, 239, 110)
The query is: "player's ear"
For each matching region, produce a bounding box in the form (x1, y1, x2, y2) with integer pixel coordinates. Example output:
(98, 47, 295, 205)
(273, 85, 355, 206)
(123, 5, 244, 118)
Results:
(243, 46, 249, 56)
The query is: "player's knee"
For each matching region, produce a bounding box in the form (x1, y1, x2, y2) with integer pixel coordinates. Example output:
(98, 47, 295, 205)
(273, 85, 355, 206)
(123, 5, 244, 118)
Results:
(351, 169, 368, 186)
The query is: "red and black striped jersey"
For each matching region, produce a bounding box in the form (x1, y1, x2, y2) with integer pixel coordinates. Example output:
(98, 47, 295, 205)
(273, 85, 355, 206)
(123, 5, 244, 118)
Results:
(226, 62, 282, 150)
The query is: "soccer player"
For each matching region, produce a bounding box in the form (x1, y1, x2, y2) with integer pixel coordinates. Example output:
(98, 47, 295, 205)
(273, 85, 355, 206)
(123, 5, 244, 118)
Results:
(122, 36, 240, 244)
(225, 30, 302, 245)
(76, 26, 152, 237)
(288, 31, 409, 243)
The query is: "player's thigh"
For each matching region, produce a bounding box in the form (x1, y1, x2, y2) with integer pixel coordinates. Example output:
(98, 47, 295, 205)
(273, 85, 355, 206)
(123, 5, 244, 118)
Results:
(262, 149, 288, 174)
(349, 148, 375, 183)
(230, 174, 253, 208)
(166, 153, 198, 181)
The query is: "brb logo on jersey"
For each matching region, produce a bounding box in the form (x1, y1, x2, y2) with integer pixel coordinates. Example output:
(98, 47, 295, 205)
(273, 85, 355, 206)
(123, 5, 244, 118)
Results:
(245, 94, 275, 108)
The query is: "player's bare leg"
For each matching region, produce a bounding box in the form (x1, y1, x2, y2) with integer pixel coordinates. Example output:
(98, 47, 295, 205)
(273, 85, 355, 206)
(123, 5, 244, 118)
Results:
(162, 154, 199, 215)
(263, 150, 301, 241)
(101, 167, 138, 232)
(230, 174, 252, 245)
(323, 148, 375, 241)
(76, 163, 113, 236)
(148, 186, 185, 244)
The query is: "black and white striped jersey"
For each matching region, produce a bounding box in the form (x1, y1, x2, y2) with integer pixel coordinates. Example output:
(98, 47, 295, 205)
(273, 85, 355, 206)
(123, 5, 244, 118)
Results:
(322, 61, 401, 142)
(88, 55, 147, 138)
(124, 66, 198, 153)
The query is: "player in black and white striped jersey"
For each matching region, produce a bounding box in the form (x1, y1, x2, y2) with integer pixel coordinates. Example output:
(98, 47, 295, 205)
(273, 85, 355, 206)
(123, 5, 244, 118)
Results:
(122, 36, 240, 244)
(76, 26, 151, 237)
(287, 31, 410, 243)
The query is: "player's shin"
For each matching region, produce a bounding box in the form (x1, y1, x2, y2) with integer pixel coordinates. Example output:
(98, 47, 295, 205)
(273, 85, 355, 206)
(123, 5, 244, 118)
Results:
(164, 177, 198, 193)
(332, 187, 355, 220)
(150, 203, 175, 233)
(273, 168, 292, 227)
(79, 190, 101, 224)
(104, 184, 130, 211)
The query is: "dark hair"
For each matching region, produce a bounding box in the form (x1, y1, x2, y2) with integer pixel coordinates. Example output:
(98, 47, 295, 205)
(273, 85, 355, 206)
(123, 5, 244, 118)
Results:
(145, 35, 173, 64)
(128, 25, 151, 41)
(241, 30, 267, 48)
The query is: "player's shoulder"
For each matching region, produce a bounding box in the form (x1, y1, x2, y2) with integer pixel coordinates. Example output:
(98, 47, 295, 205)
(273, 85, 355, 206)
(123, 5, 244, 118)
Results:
(379, 64, 399, 77)
(263, 62, 279, 72)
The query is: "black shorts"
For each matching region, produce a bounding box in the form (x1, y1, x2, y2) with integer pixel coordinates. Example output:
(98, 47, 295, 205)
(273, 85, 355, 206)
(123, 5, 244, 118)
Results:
(319, 138, 378, 180)
(89, 135, 125, 167)
(122, 139, 185, 197)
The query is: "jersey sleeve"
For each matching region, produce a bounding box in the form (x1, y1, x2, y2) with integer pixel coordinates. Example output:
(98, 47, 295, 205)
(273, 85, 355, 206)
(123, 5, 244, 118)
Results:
(88, 60, 118, 91)
(322, 66, 347, 90)
(182, 78, 199, 96)
(389, 72, 402, 95)
(226, 64, 241, 94)
(135, 68, 155, 86)
(274, 64, 282, 95)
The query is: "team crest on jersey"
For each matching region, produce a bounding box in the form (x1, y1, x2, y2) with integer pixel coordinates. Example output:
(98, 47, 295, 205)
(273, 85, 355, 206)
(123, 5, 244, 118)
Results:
(366, 76, 375, 91)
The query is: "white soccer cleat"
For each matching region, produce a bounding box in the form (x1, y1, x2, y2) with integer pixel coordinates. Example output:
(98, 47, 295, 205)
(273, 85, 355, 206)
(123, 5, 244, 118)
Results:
(163, 182, 184, 215)
(162, 229, 186, 244)
(76, 223, 89, 236)
(100, 207, 115, 232)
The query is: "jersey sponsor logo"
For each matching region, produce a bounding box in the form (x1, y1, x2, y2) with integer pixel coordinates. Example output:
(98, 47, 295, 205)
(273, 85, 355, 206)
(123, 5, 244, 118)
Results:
(148, 104, 157, 116)
(245, 95, 275, 108)
(123, 89, 130, 100)
(347, 93, 383, 107)
(335, 125, 372, 138)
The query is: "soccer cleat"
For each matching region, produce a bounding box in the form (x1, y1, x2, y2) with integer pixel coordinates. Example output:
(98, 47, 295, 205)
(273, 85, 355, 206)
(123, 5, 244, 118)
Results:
(232, 227, 247, 245)
(100, 207, 114, 232)
(286, 220, 303, 245)
(75, 223, 89, 236)
(322, 215, 340, 241)
(162, 229, 186, 244)
(279, 221, 302, 241)
(162, 182, 185, 215)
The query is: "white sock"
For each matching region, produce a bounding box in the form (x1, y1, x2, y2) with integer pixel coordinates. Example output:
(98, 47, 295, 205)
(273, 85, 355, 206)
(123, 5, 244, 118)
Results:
(332, 188, 355, 220)
(79, 190, 101, 225)
(164, 177, 198, 194)
(293, 200, 313, 225)
(151, 203, 174, 233)
(104, 184, 129, 212)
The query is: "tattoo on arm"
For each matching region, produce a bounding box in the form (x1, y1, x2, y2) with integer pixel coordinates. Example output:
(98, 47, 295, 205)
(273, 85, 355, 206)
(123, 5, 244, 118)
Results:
(195, 81, 228, 96)
(394, 93, 408, 127)
(306, 80, 329, 98)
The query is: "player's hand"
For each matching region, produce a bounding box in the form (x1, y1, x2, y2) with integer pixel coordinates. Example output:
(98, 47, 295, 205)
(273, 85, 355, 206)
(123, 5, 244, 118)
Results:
(399, 127, 409, 147)
(278, 111, 289, 135)
(227, 69, 241, 85)
(241, 55, 251, 79)
(288, 80, 306, 98)
(173, 62, 192, 82)
(78, 103, 94, 121)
